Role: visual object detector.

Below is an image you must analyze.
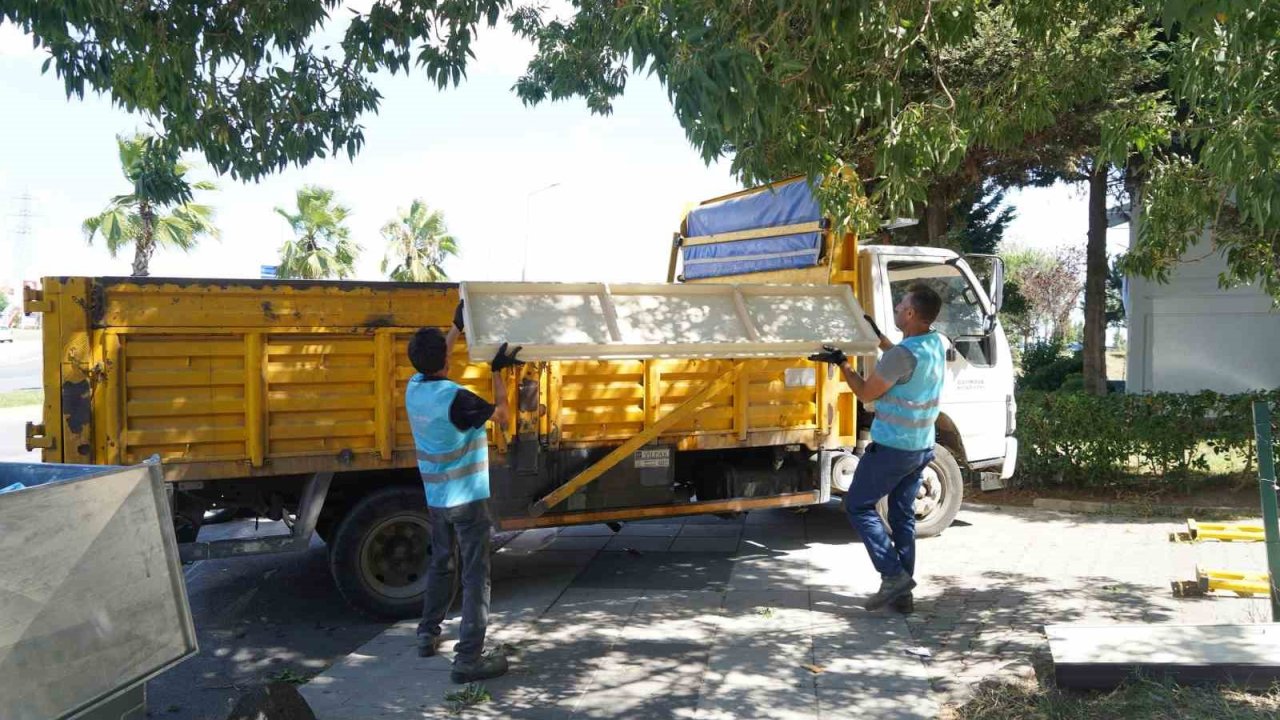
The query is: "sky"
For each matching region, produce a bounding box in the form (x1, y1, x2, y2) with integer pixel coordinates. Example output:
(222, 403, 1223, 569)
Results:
(0, 14, 1129, 294)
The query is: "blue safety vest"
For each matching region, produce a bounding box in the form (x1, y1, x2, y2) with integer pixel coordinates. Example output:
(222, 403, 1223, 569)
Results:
(405, 376, 490, 508)
(870, 332, 946, 451)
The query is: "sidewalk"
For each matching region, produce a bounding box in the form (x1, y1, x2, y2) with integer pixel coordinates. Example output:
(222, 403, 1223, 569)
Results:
(301, 507, 937, 719)
(300, 502, 1270, 718)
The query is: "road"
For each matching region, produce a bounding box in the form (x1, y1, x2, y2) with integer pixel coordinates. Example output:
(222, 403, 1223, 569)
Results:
(0, 329, 42, 392)
(149, 521, 391, 720)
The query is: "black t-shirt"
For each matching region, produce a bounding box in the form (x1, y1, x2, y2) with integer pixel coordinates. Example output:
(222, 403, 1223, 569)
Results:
(420, 377, 496, 431)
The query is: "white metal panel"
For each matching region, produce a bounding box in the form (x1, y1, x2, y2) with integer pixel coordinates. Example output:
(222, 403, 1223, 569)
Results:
(0, 462, 196, 720)
(460, 282, 878, 362)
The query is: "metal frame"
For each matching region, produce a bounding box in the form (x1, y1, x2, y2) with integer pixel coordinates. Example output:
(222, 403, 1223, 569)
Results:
(0, 458, 197, 720)
(1252, 401, 1280, 620)
(459, 281, 878, 363)
(178, 471, 333, 562)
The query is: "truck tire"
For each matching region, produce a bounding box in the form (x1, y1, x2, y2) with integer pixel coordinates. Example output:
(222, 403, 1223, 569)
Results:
(876, 444, 963, 539)
(329, 485, 453, 619)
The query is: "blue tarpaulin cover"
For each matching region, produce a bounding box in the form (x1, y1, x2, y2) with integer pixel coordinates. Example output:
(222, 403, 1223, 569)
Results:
(683, 178, 824, 279)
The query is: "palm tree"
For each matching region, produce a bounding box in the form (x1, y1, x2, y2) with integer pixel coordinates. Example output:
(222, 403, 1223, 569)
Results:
(274, 186, 360, 279)
(83, 134, 218, 276)
(380, 200, 459, 282)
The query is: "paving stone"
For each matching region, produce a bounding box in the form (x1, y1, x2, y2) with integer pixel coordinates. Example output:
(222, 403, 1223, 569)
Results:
(571, 551, 735, 591)
(544, 535, 613, 552)
(670, 536, 741, 553)
(615, 522, 683, 537)
(602, 534, 673, 553)
(557, 523, 620, 537)
(679, 524, 746, 538)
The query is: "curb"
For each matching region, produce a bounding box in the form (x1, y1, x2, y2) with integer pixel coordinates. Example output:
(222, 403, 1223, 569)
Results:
(1031, 498, 1257, 518)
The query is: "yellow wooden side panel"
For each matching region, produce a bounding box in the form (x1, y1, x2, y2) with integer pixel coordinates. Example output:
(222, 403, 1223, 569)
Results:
(120, 334, 249, 464)
(555, 360, 645, 442)
(553, 357, 819, 445)
(264, 335, 377, 458)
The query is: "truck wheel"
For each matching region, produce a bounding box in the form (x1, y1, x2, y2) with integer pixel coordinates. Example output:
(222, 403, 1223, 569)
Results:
(876, 444, 963, 539)
(330, 485, 455, 619)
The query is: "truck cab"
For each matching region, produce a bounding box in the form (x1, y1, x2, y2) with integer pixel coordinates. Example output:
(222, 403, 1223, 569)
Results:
(675, 178, 1018, 535)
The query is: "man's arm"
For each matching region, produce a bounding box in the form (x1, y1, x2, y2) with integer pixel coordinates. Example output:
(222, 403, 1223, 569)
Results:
(836, 360, 895, 402)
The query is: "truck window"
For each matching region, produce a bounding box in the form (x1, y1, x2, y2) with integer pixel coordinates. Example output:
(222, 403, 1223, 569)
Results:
(887, 262, 986, 338)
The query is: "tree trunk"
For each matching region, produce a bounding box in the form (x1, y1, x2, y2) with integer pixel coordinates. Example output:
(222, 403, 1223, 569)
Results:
(923, 184, 950, 246)
(133, 201, 156, 277)
(1082, 161, 1109, 395)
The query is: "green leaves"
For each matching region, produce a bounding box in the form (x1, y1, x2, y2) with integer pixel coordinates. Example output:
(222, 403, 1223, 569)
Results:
(5, 0, 507, 181)
(380, 199, 458, 283)
(82, 134, 218, 275)
(275, 185, 360, 280)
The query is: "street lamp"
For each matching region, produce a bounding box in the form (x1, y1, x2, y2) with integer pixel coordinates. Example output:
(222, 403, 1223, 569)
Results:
(523, 182, 561, 282)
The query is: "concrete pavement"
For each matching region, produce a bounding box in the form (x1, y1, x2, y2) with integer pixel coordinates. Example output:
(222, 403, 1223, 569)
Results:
(301, 501, 1270, 719)
(0, 405, 41, 462)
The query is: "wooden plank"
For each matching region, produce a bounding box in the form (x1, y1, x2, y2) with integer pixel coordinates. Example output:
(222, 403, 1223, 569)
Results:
(502, 490, 821, 530)
(244, 333, 265, 467)
(682, 221, 824, 247)
(1047, 623, 1280, 690)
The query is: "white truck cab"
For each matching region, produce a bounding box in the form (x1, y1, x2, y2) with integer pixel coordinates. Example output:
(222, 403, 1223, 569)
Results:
(677, 178, 1019, 536)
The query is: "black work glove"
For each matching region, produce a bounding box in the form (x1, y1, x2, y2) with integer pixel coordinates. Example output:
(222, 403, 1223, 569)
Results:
(490, 342, 525, 373)
(452, 299, 465, 332)
(808, 345, 848, 366)
(864, 313, 884, 339)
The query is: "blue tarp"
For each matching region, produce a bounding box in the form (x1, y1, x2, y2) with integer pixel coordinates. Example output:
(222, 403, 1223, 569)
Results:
(683, 179, 823, 279)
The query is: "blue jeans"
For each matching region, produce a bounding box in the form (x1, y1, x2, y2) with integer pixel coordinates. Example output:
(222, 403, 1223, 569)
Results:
(843, 443, 934, 578)
(417, 498, 492, 664)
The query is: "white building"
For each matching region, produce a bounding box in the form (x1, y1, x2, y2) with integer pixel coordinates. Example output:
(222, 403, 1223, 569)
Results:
(1125, 228, 1280, 393)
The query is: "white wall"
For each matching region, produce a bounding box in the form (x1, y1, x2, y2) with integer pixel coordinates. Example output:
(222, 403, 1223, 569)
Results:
(1126, 224, 1280, 393)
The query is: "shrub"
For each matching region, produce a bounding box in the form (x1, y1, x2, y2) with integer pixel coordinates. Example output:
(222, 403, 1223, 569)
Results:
(1018, 339, 1084, 391)
(1015, 389, 1280, 490)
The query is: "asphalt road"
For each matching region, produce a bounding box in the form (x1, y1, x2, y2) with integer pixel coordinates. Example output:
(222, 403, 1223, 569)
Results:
(149, 520, 391, 720)
(0, 329, 42, 393)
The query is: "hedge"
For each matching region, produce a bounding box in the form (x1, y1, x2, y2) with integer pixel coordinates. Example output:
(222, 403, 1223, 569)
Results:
(1015, 389, 1280, 489)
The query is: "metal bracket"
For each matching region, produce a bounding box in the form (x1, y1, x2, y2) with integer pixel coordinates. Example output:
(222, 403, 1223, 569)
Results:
(25, 422, 53, 451)
(178, 471, 333, 562)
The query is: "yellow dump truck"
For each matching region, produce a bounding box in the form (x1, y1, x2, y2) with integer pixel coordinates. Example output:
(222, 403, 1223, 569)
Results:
(25, 178, 1016, 617)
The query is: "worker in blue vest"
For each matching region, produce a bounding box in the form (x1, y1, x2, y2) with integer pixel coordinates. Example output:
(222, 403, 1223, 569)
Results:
(407, 300, 523, 683)
(809, 283, 946, 613)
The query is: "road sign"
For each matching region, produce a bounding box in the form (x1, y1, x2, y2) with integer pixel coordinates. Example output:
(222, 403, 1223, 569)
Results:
(260, 265, 278, 279)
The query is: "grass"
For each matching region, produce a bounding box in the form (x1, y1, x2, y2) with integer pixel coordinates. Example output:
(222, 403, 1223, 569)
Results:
(444, 683, 492, 715)
(952, 676, 1280, 720)
(0, 389, 41, 409)
(266, 668, 314, 685)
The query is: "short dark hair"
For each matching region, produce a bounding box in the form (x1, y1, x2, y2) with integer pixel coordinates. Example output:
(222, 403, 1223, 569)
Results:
(906, 283, 943, 324)
(408, 328, 448, 375)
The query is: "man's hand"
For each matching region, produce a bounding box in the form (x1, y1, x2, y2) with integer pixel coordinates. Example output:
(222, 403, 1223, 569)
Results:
(490, 342, 525, 373)
(453, 300, 465, 332)
(808, 345, 848, 366)
(864, 314, 884, 339)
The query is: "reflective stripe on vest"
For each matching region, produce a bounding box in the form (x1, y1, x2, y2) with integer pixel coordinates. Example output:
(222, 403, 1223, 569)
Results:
(405, 376, 490, 506)
(870, 332, 946, 451)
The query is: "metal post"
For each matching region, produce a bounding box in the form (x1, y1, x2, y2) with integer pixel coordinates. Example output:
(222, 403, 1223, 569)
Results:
(1251, 400, 1280, 621)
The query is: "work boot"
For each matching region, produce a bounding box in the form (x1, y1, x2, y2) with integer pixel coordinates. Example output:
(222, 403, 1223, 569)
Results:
(417, 636, 442, 658)
(890, 592, 915, 614)
(451, 651, 509, 684)
(865, 572, 917, 611)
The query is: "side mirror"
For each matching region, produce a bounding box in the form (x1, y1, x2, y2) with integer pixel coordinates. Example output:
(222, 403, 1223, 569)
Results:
(964, 254, 1005, 314)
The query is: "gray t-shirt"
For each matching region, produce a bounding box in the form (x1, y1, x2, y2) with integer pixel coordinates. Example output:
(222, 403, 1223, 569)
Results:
(875, 345, 917, 386)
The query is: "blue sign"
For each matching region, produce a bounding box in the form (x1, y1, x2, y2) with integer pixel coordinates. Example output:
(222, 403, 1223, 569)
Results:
(260, 265, 278, 279)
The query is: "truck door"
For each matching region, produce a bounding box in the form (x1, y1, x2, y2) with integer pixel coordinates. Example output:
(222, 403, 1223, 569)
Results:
(871, 254, 1011, 464)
